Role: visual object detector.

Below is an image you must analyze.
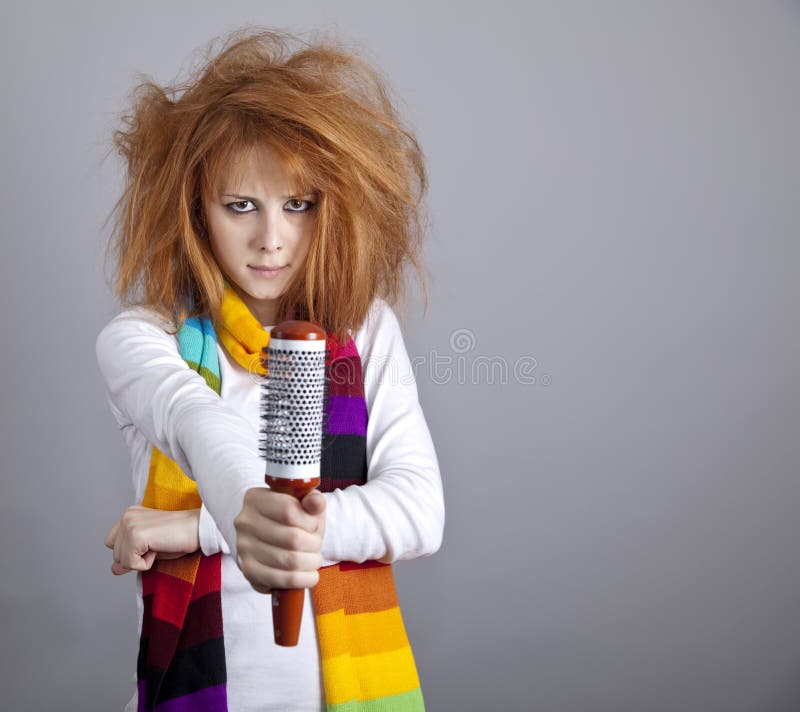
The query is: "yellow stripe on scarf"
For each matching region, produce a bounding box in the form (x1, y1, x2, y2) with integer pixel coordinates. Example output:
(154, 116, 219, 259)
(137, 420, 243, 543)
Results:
(316, 607, 412, 658)
(321, 645, 421, 706)
(142, 448, 202, 510)
(217, 284, 270, 376)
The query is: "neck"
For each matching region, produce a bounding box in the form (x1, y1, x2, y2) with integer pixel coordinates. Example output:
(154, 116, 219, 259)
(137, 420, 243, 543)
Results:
(230, 285, 278, 326)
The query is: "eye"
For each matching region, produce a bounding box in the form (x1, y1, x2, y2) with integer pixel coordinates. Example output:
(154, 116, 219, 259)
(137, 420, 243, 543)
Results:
(284, 198, 316, 213)
(225, 199, 256, 214)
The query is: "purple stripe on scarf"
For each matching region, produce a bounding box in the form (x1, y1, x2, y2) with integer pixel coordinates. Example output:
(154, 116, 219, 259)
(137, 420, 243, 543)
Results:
(138, 681, 228, 712)
(326, 394, 367, 436)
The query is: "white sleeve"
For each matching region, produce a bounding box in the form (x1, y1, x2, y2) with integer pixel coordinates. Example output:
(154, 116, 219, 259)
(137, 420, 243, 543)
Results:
(95, 308, 264, 559)
(321, 301, 445, 564)
(199, 504, 231, 556)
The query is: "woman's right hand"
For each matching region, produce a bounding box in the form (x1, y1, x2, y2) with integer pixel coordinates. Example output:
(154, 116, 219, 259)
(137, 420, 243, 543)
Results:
(104, 506, 201, 575)
(233, 488, 326, 594)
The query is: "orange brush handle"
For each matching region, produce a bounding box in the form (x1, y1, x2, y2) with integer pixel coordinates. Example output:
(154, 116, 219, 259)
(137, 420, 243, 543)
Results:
(266, 475, 320, 647)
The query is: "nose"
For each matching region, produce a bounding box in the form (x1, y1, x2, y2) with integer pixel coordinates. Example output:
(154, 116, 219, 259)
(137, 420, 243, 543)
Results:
(256, 213, 283, 252)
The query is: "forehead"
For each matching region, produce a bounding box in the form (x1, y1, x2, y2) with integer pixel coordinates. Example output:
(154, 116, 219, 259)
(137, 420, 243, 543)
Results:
(210, 143, 292, 193)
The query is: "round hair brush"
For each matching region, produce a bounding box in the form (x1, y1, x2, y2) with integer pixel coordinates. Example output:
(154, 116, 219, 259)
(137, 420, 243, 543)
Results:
(259, 320, 327, 646)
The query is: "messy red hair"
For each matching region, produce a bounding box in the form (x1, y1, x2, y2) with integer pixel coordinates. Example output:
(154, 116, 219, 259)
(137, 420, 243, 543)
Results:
(106, 27, 427, 337)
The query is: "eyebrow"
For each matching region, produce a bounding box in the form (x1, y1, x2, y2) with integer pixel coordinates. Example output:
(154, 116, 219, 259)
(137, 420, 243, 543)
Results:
(221, 192, 315, 200)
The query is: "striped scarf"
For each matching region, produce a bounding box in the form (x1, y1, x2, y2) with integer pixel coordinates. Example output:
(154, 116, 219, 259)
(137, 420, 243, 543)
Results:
(138, 285, 424, 711)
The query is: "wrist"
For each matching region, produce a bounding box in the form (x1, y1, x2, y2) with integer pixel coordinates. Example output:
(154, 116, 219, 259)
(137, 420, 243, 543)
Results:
(198, 503, 230, 556)
(177, 508, 201, 553)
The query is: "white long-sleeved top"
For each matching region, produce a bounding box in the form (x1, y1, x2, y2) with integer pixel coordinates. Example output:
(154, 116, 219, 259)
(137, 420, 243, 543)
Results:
(95, 298, 444, 712)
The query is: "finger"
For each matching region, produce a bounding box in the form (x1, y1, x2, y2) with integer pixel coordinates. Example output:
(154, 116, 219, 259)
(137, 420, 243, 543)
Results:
(301, 490, 326, 517)
(300, 491, 326, 535)
(113, 527, 123, 565)
(141, 550, 157, 570)
(238, 556, 320, 592)
(238, 517, 323, 553)
(246, 488, 319, 531)
(237, 538, 323, 571)
(104, 518, 120, 549)
(111, 562, 132, 576)
(117, 551, 148, 572)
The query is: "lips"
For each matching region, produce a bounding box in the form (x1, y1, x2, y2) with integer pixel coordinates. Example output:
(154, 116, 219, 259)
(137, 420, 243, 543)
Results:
(248, 264, 288, 279)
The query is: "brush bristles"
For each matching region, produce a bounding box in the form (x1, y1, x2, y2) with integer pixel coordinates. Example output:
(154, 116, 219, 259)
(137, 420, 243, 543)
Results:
(259, 345, 328, 479)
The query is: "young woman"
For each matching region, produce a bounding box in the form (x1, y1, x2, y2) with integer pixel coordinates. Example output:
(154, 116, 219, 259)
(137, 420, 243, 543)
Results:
(96, 27, 444, 712)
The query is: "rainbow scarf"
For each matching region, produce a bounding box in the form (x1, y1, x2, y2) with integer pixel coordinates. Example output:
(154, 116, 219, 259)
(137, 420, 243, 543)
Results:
(138, 286, 425, 711)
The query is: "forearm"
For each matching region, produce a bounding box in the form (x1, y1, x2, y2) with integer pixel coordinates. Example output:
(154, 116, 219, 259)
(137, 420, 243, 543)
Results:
(319, 300, 444, 565)
(321, 399, 444, 564)
(322, 469, 444, 565)
(96, 309, 263, 557)
(176, 403, 263, 555)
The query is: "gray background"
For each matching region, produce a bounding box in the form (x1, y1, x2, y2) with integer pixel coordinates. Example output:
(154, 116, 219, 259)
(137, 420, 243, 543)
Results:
(1, 1, 798, 710)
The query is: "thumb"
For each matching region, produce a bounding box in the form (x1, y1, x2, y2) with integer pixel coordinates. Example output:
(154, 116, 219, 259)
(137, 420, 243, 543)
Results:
(104, 519, 120, 549)
(301, 490, 326, 517)
(141, 550, 157, 570)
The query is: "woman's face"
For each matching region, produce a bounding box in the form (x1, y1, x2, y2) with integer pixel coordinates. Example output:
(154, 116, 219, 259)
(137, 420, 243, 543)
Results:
(203, 144, 317, 326)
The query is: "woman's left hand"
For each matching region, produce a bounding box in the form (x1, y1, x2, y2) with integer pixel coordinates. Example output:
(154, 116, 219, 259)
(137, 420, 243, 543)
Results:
(104, 506, 201, 575)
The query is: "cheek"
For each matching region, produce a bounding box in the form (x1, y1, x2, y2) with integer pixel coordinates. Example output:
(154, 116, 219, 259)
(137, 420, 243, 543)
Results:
(206, 212, 243, 259)
(206, 226, 225, 262)
(206, 226, 240, 275)
(203, 209, 222, 253)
